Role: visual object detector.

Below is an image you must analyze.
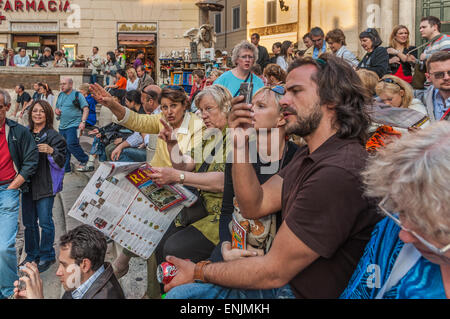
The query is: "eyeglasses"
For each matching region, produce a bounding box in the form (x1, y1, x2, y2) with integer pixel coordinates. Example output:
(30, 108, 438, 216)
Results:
(430, 71, 450, 80)
(238, 55, 255, 60)
(270, 85, 285, 95)
(378, 196, 450, 256)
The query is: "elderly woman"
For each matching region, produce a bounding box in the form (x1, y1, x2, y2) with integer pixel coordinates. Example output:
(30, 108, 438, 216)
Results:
(214, 40, 264, 98)
(341, 122, 450, 299)
(151, 84, 230, 268)
(357, 28, 390, 78)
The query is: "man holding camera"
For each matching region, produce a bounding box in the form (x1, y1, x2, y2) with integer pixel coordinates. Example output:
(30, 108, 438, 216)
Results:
(55, 78, 90, 173)
(13, 225, 125, 299)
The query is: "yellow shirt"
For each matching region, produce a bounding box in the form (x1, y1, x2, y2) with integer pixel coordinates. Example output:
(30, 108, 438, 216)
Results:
(116, 108, 204, 167)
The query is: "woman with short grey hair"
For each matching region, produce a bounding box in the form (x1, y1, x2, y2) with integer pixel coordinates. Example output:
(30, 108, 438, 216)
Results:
(214, 40, 264, 99)
(341, 121, 450, 299)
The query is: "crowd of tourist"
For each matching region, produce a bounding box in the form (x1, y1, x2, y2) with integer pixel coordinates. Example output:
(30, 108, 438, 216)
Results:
(0, 15, 449, 301)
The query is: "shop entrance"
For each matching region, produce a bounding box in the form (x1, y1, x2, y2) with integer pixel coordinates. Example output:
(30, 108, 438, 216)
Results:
(12, 34, 57, 63)
(117, 33, 157, 80)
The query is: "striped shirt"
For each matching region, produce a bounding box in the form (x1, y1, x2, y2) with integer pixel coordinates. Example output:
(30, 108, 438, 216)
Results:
(424, 34, 450, 60)
(71, 265, 105, 299)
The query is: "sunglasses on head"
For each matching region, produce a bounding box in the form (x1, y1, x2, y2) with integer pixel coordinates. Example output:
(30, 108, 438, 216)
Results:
(380, 78, 403, 89)
(270, 85, 285, 95)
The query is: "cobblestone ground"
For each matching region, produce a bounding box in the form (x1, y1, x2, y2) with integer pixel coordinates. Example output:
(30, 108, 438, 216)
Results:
(15, 126, 147, 299)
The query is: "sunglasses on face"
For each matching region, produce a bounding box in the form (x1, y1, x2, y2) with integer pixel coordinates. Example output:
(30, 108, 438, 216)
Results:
(430, 71, 450, 80)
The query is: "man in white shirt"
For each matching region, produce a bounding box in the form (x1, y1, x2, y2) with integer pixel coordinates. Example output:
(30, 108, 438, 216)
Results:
(14, 48, 30, 67)
(87, 47, 104, 84)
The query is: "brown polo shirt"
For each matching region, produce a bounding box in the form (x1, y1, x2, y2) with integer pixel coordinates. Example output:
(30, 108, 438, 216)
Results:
(278, 134, 381, 299)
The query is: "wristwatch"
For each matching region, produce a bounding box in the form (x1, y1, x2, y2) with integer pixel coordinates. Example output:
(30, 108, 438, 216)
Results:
(179, 173, 185, 184)
(194, 260, 211, 283)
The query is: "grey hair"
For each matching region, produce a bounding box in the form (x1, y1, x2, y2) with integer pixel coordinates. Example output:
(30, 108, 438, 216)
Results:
(194, 84, 232, 114)
(232, 40, 259, 66)
(362, 121, 450, 242)
(0, 89, 11, 105)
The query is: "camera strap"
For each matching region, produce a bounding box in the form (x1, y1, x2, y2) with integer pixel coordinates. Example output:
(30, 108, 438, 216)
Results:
(234, 72, 254, 98)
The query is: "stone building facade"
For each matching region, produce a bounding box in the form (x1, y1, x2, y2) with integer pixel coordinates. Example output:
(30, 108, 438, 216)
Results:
(0, 0, 201, 80)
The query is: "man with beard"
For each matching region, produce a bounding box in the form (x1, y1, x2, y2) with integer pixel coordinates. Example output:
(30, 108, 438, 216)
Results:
(421, 51, 450, 121)
(162, 54, 382, 299)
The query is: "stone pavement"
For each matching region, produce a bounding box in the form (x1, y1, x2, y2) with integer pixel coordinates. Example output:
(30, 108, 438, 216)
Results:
(15, 123, 147, 299)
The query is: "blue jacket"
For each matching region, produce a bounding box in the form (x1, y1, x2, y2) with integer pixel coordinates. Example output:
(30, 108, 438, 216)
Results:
(5, 119, 39, 191)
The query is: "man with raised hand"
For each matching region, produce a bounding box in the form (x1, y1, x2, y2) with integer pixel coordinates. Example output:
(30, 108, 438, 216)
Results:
(163, 54, 382, 299)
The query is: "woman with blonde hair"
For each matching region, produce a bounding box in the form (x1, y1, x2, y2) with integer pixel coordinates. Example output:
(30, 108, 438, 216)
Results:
(126, 67, 139, 91)
(387, 25, 417, 84)
(356, 69, 380, 98)
(366, 75, 430, 153)
(375, 75, 427, 117)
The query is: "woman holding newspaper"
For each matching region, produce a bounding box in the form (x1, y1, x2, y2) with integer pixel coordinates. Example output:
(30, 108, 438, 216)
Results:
(366, 75, 430, 153)
(90, 83, 228, 298)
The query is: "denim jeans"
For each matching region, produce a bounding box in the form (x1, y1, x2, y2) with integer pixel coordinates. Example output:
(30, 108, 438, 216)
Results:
(90, 137, 107, 162)
(21, 192, 56, 263)
(166, 283, 296, 300)
(119, 148, 147, 162)
(90, 73, 98, 84)
(0, 184, 20, 299)
(60, 127, 89, 172)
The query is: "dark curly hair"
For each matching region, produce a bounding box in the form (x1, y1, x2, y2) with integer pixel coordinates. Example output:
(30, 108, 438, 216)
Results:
(59, 225, 107, 272)
(288, 54, 371, 144)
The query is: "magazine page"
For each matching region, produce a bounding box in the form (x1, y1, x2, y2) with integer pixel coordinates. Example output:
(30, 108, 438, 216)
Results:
(107, 161, 146, 178)
(126, 164, 186, 211)
(109, 195, 183, 259)
(68, 163, 183, 259)
(231, 214, 247, 250)
(68, 163, 139, 236)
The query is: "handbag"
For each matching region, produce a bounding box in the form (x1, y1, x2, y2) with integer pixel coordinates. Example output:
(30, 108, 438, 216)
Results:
(228, 143, 289, 253)
(177, 135, 225, 227)
(411, 61, 426, 90)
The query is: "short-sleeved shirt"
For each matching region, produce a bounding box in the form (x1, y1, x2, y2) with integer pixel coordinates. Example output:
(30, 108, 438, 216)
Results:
(17, 92, 31, 109)
(214, 71, 265, 98)
(56, 90, 89, 130)
(278, 134, 382, 299)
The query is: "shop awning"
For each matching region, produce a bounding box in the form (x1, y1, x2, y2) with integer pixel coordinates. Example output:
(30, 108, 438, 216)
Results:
(118, 34, 156, 43)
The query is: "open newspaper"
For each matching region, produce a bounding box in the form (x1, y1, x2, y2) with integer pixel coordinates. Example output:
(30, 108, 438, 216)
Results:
(365, 103, 430, 129)
(68, 162, 197, 259)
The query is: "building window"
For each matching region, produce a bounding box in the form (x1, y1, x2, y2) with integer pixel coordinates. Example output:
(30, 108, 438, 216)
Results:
(267, 0, 277, 25)
(232, 6, 240, 31)
(215, 13, 222, 34)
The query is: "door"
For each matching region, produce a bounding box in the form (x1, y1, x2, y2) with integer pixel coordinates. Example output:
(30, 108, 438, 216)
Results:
(416, 0, 450, 47)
